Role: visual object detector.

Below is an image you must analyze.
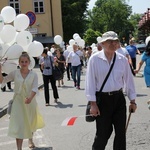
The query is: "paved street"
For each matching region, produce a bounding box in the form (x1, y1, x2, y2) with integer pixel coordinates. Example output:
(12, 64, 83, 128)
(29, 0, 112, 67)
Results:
(0, 55, 150, 150)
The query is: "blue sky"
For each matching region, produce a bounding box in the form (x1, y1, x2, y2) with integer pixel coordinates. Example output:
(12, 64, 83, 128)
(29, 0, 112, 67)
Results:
(88, 0, 150, 14)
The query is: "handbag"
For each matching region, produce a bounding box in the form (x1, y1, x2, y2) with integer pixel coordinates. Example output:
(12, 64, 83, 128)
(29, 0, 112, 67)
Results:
(52, 66, 63, 80)
(7, 99, 13, 115)
(85, 52, 116, 122)
(49, 56, 63, 80)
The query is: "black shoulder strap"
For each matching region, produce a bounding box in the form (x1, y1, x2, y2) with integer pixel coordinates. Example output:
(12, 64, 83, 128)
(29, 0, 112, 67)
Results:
(49, 56, 54, 69)
(99, 52, 116, 93)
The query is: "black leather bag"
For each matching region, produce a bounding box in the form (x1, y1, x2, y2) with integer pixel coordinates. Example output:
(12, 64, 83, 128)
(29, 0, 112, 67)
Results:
(85, 101, 96, 122)
(85, 53, 116, 122)
(49, 56, 62, 80)
(52, 66, 62, 80)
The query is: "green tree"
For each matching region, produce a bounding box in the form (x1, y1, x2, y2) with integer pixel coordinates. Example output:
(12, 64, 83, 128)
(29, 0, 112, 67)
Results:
(86, 0, 134, 43)
(61, 0, 89, 43)
(128, 13, 142, 40)
(83, 28, 101, 45)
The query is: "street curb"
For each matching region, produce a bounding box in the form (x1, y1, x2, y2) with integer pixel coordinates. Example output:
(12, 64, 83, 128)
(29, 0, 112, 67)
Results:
(0, 84, 44, 118)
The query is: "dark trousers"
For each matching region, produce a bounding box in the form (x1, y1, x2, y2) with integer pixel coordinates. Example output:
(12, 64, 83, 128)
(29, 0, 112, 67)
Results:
(66, 63, 72, 80)
(92, 92, 126, 150)
(72, 64, 81, 87)
(131, 57, 136, 69)
(43, 74, 59, 104)
(1, 73, 11, 91)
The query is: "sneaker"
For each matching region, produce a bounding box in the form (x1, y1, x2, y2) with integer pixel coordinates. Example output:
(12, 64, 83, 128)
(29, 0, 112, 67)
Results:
(76, 86, 80, 89)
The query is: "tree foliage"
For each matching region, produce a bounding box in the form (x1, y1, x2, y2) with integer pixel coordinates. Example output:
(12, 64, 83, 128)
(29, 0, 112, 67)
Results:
(61, 0, 89, 43)
(86, 0, 135, 44)
(83, 28, 101, 45)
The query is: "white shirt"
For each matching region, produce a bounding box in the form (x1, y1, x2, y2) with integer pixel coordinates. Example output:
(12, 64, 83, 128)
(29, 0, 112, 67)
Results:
(67, 50, 83, 66)
(63, 50, 71, 63)
(116, 47, 129, 57)
(85, 50, 136, 102)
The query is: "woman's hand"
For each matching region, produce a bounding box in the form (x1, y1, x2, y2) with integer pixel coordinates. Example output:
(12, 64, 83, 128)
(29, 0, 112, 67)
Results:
(25, 97, 32, 104)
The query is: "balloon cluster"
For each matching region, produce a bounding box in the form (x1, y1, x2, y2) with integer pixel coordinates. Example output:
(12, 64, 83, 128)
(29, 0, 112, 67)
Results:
(0, 6, 44, 74)
(53, 33, 102, 54)
(53, 33, 85, 53)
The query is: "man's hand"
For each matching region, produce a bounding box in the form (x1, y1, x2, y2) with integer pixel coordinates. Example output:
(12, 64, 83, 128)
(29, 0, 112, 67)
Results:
(129, 101, 137, 113)
(90, 102, 100, 116)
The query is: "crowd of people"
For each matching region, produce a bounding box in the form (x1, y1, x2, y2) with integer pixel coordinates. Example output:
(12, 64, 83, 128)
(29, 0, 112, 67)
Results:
(1, 30, 150, 150)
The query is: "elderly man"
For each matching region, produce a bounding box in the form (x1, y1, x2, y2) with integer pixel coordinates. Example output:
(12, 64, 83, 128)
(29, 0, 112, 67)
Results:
(85, 31, 137, 150)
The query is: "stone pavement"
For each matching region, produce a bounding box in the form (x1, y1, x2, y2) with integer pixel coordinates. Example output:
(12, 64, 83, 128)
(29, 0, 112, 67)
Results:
(1, 55, 150, 150)
(0, 66, 44, 118)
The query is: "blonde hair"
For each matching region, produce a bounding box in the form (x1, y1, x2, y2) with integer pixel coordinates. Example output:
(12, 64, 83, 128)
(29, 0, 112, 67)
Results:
(19, 52, 31, 62)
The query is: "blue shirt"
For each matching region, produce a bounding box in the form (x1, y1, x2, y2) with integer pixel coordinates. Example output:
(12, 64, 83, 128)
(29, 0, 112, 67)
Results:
(126, 45, 137, 58)
(41, 56, 54, 75)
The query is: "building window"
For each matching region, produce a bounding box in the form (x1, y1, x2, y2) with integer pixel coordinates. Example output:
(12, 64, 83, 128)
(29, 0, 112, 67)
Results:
(33, 0, 44, 13)
(9, 0, 20, 14)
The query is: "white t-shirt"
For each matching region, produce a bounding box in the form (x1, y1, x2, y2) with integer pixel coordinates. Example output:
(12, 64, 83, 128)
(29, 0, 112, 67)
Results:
(116, 47, 129, 57)
(67, 50, 83, 66)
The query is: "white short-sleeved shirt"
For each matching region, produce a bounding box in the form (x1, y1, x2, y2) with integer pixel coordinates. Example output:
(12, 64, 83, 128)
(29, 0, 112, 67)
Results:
(68, 50, 83, 66)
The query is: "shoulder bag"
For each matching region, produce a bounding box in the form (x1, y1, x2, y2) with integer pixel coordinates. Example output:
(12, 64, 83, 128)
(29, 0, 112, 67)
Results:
(49, 56, 62, 80)
(85, 53, 116, 122)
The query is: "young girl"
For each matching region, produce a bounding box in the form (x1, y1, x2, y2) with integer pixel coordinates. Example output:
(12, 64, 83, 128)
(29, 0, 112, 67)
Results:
(0, 52, 45, 150)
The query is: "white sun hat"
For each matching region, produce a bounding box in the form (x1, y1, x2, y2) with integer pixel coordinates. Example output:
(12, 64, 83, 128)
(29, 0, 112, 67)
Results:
(100, 31, 119, 43)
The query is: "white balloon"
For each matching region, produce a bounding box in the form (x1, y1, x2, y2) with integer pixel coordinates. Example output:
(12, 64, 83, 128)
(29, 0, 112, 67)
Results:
(0, 44, 9, 58)
(0, 15, 4, 32)
(47, 51, 52, 56)
(91, 43, 96, 48)
(27, 41, 44, 57)
(2, 60, 17, 74)
(14, 14, 30, 31)
(145, 36, 150, 46)
(0, 46, 2, 57)
(67, 45, 73, 52)
(54, 35, 62, 45)
(28, 56, 35, 70)
(92, 47, 98, 55)
(74, 36, 81, 43)
(16, 31, 33, 47)
(97, 36, 102, 43)
(22, 44, 30, 52)
(1, 6, 16, 23)
(8, 32, 19, 46)
(69, 39, 75, 46)
(50, 47, 55, 53)
(12, 58, 19, 66)
(78, 39, 85, 47)
(0, 25, 16, 43)
(73, 33, 79, 39)
(6, 44, 24, 59)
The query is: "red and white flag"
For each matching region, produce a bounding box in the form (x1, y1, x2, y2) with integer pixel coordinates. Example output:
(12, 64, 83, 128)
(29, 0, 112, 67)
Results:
(61, 117, 78, 126)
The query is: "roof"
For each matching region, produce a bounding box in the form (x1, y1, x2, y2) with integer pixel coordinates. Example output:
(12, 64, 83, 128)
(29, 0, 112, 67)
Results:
(33, 36, 54, 44)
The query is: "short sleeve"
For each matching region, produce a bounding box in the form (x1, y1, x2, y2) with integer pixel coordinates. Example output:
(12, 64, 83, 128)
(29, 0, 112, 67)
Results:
(141, 52, 147, 62)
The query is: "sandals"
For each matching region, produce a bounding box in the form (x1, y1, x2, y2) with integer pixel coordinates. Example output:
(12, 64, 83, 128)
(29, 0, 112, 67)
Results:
(28, 139, 35, 148)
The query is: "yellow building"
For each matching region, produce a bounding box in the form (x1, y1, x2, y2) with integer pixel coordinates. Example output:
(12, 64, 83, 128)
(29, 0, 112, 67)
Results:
(0, 0, 63, 47)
